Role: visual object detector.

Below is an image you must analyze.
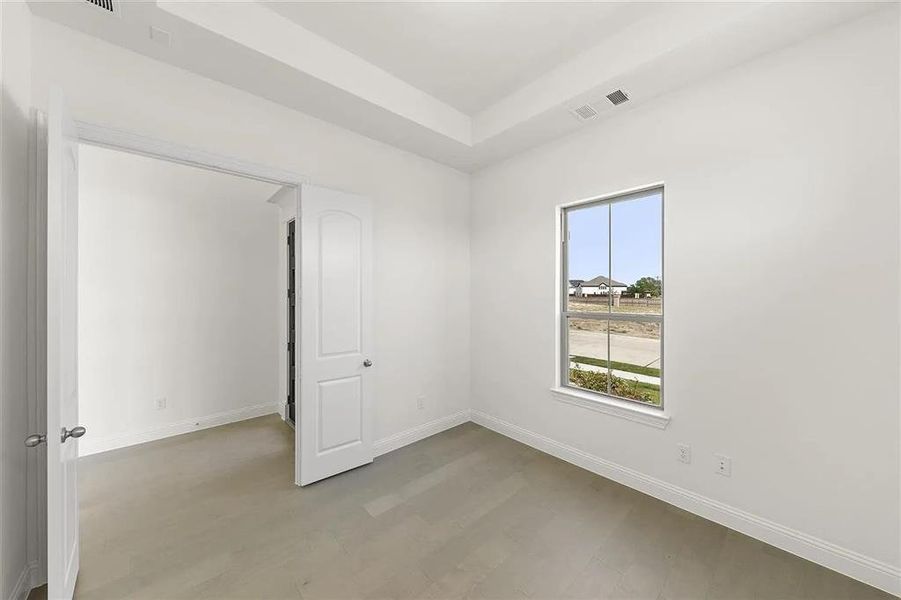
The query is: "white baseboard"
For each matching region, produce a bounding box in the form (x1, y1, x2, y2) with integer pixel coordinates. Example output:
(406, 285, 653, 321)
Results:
(7, 561, 37, 600)
(79, 403, 280, 457)
(470, 410, 901, 597)
(374, 409, 471, 457)
(27, 559, 44, 597)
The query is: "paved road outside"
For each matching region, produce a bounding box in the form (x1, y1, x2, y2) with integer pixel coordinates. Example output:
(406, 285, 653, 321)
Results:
(568, 330, 661, 370)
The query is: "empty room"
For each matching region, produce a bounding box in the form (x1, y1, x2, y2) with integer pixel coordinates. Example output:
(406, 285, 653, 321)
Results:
(0, 1, 898, 600)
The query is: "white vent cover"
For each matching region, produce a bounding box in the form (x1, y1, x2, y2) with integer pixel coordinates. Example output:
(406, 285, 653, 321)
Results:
(571, 104, 598, 121)
(84, 0, 118, 14)
(606, 89, 630, 106)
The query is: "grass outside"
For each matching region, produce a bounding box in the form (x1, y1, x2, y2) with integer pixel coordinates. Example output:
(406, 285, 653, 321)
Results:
(570, 355, 660, 378)
(628, 381, 661, 405)
(570, 367, 661, 406)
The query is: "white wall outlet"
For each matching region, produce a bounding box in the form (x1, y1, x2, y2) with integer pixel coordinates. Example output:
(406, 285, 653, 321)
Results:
(714, 453, 732, 477)
(149, 26, 171, 48)
(155, 397, 167, 410)
(416, 395, 425, 410)
(677, 443, 691, 464)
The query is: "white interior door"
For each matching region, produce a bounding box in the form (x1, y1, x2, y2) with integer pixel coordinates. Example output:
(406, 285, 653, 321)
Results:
(46, 90, 82, 600)
(297, 184, 374, 486)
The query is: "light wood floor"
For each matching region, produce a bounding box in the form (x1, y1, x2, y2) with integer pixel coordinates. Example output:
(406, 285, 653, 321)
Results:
(32, 415, 892, 599)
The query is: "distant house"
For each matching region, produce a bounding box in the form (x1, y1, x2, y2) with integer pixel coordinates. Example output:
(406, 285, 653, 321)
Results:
(579, 275, 628, 296)
(568, 279, 584, 296)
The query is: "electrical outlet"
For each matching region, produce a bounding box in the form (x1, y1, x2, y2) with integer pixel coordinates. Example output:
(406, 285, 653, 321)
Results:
(155, 397, 167, 410)
(677, 443, 691, 464)
(714, 454, 732, 477)
(416, 395, 425, 410)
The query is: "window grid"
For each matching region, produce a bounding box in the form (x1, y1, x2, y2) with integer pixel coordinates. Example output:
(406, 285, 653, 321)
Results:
(561, 187, 663, 409)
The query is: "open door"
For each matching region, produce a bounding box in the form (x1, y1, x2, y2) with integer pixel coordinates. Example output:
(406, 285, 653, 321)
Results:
(46, 90, 82, 600)
(298, 184, 374, 485)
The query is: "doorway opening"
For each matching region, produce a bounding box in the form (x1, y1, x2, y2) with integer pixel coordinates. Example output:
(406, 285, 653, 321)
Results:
(38, 103, 375, 599)
(70, 142, 298, 597)
(76, 143, 294, 457)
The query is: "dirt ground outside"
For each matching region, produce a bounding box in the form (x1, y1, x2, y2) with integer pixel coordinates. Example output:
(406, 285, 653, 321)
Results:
(568, 318, 660, 339)
(568, 296, 661, 339)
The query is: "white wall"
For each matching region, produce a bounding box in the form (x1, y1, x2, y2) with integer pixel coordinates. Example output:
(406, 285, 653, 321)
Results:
(0, 2, 34, 598)
(29, 14, 472, 448)
(77, 145, 282, 455)
(22, 4, 899, 595)
(471, 7, 899, 591)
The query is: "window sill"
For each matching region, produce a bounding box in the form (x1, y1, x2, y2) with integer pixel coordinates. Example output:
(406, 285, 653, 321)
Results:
(550, 387, 671, 429)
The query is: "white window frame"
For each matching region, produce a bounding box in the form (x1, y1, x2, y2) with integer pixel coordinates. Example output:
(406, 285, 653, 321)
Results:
(553, 184, 669, 428)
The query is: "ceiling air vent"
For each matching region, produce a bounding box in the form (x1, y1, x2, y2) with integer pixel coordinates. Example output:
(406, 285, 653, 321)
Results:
(571, 104, 598, 121)
(606, 89, 630, 106)
(84, 0, 118, 15)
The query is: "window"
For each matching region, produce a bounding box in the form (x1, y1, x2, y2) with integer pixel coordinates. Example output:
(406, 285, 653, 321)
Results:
(561, 186, 663, 408)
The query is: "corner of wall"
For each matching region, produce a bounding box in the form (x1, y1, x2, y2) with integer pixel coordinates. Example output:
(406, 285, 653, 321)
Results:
(0, 2, 34, 598)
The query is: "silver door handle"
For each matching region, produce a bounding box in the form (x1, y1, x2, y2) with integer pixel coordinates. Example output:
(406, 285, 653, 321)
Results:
(363, 359, 373, 367)
(61, 426, 86, 443)
(24, 434, 46, 447)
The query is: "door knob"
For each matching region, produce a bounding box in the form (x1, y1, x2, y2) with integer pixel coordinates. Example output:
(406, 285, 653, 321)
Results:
(363, 359, 373, 367)
(61, 426, 86, 443)
(24, 434, 46, 448)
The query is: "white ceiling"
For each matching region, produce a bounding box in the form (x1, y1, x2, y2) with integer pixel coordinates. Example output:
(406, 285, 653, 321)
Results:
(28, 1, 888, 172)
(265, 2, 658, 114)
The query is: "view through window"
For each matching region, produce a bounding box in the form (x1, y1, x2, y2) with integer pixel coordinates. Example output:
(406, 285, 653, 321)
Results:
(562, 187, 663, 407)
